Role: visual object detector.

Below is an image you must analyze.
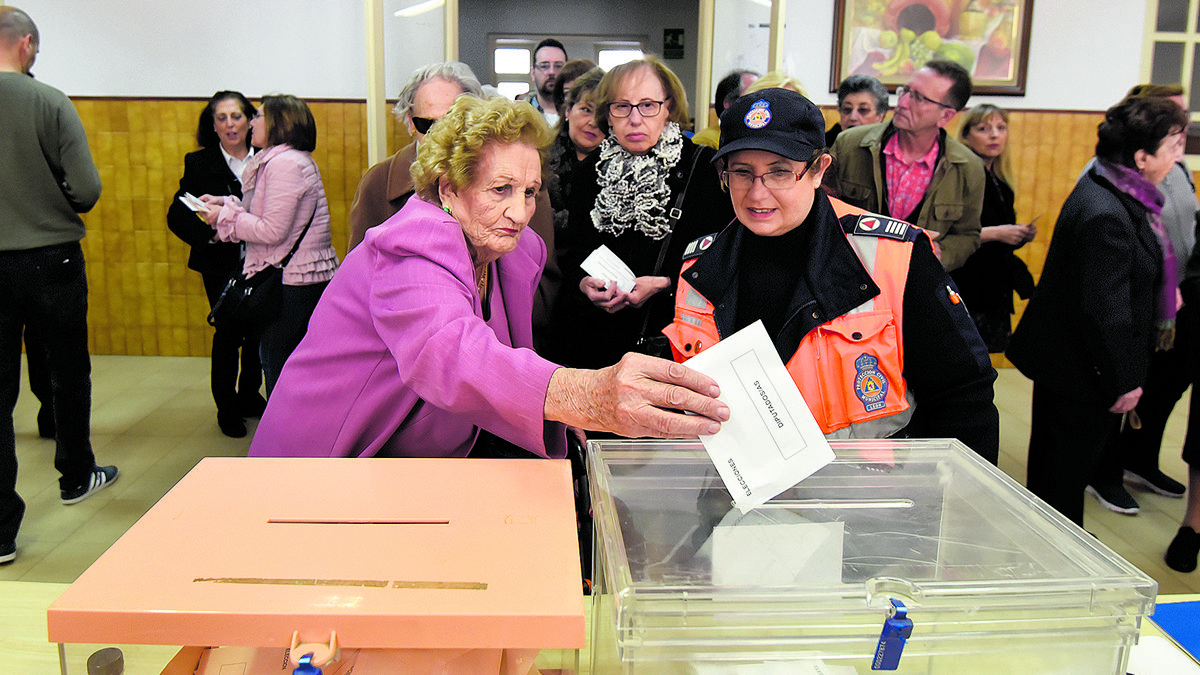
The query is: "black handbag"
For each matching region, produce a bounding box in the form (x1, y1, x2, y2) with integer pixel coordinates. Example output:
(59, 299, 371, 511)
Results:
(207, 214, 314, 334)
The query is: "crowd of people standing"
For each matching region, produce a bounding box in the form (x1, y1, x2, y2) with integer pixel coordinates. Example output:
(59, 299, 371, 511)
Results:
(5, 5, 1200, 579)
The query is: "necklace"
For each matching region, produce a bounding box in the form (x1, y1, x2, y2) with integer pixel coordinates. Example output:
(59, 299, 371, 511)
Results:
(476, 265, 489, 297)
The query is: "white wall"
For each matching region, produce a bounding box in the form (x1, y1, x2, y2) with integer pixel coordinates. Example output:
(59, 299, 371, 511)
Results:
(16, 0, 367, 99)
(11, 0, 1149, 111)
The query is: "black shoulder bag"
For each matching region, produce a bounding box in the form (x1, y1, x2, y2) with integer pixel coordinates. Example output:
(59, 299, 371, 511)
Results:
(632, 148, 707, 358)
(207, 214, 314, 335)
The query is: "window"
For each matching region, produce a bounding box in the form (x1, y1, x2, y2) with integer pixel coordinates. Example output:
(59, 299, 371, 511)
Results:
(487, 34, 648, 100)
(1143, 0, 1200, 161)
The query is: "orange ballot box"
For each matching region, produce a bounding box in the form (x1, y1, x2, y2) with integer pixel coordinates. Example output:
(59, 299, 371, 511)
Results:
(47, 457, 585, 674)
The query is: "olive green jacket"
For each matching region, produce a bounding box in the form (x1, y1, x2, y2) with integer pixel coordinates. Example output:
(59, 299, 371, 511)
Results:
(829, 121, 984, 271)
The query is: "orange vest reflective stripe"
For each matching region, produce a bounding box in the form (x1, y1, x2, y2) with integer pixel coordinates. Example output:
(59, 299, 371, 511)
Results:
(664, 229, 915, 438)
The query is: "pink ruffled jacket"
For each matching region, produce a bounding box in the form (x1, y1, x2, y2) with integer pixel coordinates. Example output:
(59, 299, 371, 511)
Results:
(214, 144, 338, 285)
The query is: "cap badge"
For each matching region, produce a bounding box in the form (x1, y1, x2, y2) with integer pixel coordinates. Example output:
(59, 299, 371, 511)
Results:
(744, 100, 772, 129)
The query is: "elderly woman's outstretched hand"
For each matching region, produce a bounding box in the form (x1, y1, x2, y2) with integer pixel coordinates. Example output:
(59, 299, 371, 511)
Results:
(544, 352, 730, 438)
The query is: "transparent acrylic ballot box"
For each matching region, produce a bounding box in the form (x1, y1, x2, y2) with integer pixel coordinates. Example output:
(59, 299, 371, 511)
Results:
(47, 457, 584, 675)
(586, 439, 1157, 674)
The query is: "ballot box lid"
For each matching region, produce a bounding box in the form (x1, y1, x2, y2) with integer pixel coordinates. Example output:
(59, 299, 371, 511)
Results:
(48, 457, 585, 650)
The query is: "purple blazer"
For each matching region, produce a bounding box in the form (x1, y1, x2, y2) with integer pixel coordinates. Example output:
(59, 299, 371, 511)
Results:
(249, 197, 567, 459)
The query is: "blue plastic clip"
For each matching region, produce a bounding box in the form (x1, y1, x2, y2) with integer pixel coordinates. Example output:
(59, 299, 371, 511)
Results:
(872, 598, 913, 670)
(293, 653, 322, 675)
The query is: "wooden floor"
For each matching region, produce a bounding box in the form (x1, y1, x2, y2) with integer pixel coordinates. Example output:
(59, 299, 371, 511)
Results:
(2, 357, 1199, 596)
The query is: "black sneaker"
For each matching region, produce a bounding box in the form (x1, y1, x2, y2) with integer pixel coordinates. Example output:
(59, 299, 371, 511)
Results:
(0, 540, 14, 565)
(1086, 483, 1140, 515)
(1124, 468, 1186, 498)
(61, 465, 119, 505)
(1167, 526, 1200, 573)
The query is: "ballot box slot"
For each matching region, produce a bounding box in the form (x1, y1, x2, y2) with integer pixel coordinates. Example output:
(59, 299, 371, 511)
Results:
(191, 577, 488, 590)
(760, 499, 915, 510)
(266, 519, 451, 525)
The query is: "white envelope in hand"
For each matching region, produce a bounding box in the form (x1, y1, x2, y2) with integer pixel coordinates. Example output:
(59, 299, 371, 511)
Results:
(683, 321, 834, 512)
(580, 245, 636, 293)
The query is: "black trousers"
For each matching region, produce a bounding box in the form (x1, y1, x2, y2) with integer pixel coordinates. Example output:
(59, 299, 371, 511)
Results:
(1026, 380, 1121, 527)
(0, 243, 97, 544)
(201, 269, 262, 414)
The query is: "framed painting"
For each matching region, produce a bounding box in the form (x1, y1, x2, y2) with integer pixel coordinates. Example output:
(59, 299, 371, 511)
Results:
(831, 0, 1035, 95)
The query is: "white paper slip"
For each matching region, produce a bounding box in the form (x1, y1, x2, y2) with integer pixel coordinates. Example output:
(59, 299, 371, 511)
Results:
(683, 320, 834, 512)
(580, 245, 636, 293)
(178, 192, 208, 212)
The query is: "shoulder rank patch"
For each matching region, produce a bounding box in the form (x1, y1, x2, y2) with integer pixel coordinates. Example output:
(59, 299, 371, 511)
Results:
(852, 214, 913, 241)
(682, 233, 717, 261)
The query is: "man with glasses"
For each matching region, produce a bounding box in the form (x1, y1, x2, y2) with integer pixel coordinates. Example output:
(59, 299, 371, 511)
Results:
(520, 38, 568, 126)
(828, 60, 985, 271)
(347, 61, 484, 250)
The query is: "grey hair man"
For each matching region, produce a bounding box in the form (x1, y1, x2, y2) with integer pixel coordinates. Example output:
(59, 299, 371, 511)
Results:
(348, 61, 484, 249)
(0, 6, 116, 567)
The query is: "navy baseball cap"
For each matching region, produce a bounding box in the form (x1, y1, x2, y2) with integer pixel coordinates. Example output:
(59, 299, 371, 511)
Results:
(712, 88, 828, 164)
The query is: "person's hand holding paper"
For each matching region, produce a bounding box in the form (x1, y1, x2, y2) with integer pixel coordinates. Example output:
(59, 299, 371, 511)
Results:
(682, 321, 834, 512)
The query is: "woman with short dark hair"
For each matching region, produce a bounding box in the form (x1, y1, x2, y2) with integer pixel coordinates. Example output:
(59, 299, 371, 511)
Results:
(166, 91, 263, 437)
(200, 94, 339, 396)
(1008, 95, 1189, 527)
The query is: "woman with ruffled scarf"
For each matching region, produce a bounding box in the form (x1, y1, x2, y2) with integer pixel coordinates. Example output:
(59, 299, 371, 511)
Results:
(1007, 95, 1188, 528)
(545, 57, 735, 370)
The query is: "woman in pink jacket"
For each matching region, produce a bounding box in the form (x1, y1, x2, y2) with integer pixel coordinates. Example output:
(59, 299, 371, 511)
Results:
(201, 95, 339, 395)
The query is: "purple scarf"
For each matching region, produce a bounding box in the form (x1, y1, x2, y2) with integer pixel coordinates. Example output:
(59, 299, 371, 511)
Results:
(1097, 159, 1176, 349)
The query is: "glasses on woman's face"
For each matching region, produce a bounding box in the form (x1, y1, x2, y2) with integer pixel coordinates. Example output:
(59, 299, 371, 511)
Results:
(411, 116, 437, 134)
(721, 164, 811, 191)
(608, 99, 666, 118)
(895, 85, 955, 110)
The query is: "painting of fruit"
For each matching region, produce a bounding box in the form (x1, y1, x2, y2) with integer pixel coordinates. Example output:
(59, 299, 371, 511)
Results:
(832, 0, 1033, 94)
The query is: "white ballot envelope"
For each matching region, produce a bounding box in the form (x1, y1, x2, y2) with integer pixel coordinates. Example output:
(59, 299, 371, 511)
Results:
(178, 192, 208, 212)
(683, 321, 834, 512)
(580, 245, 636, 293)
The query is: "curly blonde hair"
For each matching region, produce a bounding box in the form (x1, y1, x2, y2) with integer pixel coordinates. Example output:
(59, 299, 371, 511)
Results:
(412, 96, 554, 204)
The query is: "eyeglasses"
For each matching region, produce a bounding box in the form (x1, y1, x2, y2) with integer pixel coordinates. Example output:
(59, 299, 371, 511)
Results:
(533, 61, 565, 72)
(895, 85, 956, 110)
(411, 116, 437, 134)
(721, 164, 812, 191)
(608, 100, 667, 118)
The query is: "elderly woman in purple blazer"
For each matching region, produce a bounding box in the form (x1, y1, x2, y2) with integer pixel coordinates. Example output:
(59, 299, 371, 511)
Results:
(248, 96, 729, 460)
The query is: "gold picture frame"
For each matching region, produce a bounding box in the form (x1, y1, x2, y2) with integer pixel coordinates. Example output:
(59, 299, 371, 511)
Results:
(831, 0, 1035, 95)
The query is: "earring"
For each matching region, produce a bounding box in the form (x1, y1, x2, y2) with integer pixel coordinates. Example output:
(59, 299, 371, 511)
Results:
(442, 205, 453, 216)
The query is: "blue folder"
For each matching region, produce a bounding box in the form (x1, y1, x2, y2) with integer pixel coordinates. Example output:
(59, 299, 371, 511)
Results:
(1151, 601, 1200, 659)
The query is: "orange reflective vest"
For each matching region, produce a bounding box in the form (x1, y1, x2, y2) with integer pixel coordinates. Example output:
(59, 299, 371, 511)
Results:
(664, 208, 917, 439)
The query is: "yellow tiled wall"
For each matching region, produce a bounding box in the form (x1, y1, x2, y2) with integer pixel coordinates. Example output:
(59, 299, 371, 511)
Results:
(73, 98, 409, 357)
(77, 98, 1106, 358)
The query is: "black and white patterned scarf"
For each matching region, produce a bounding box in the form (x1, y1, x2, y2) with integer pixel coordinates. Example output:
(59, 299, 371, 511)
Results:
(590, 122, 683, 240)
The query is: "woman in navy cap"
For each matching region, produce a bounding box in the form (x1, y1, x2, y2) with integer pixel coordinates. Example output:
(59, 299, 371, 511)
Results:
(662, 87, 999, 460)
